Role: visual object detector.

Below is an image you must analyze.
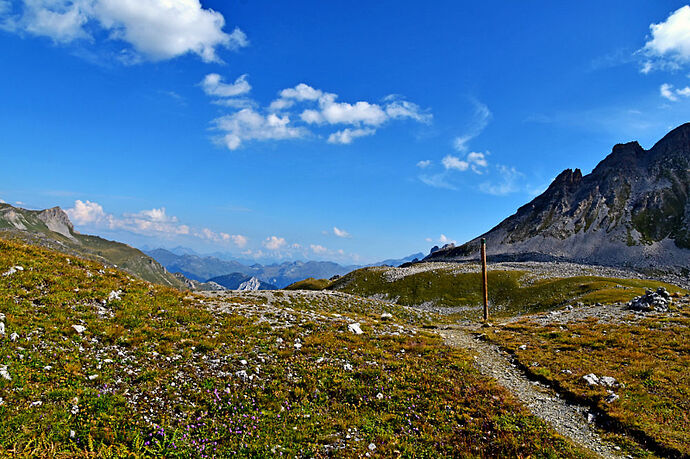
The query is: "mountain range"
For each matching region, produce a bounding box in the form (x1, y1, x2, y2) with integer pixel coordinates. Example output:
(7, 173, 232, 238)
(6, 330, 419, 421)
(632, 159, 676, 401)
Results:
(145, 249, 424, 288)
(426, 123, 690, 272)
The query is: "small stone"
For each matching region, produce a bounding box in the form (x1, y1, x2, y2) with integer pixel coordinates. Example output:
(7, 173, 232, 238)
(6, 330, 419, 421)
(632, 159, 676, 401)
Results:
(9, 332, 18, 342)
(72, 325, 86, 334)
(88, 374, 99, 381)
(70, 430, 75, 438)
(294, 342, 302, 349)
(348, 323, 364, 335)
(518, 344, 527, 350)
(368, 443, 376, 451)
(0, 322, 4, 336)
(587, 413, 596, 423)
(583, 373, 599, 385)
(380, 312, 393, 320)
(599, 376, 618, 387)
(108, 290, 122, 302)
(0, 313, 5, 321)
(343, 363, 353, 371)
(0, 365, 11, 380)
(240, 359, 248, 365)
(43, 365, 52, 371)
(605, 393, 619, 403)
(561, 369, 572, 374)
(71, 405, 79, 415)
(31, 400, 42, 407)
(376, 392, 384, 400)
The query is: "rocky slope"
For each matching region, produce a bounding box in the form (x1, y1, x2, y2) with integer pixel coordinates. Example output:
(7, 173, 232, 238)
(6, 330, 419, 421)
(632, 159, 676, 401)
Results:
(0, 203, 186, 289)
(426, 123, 690, 271)
(207, 273, 277, 291)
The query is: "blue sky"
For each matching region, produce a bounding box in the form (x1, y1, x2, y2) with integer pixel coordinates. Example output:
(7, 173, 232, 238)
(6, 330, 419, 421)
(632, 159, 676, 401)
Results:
(2, 0, 690, 263)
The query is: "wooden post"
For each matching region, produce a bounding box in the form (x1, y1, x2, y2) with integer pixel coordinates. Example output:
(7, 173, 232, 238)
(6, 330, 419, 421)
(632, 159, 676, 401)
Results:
(481, 238, 489, 322)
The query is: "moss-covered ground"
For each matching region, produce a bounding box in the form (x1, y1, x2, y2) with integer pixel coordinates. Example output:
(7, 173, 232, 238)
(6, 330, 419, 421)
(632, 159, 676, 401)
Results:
(0, 239, 587, 457)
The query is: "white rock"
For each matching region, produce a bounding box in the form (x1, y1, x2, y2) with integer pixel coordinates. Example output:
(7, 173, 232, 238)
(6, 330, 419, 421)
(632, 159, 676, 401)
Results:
(9, 332, 18, 341)
(71, 405, 79, 415)
(518, 344, 527, 350)
(240, 359, 248, 365)
(69, 430, 75, 438)
(43, 365, 52, 371)
(276, 337, 284, 344)
(72, 325, 86, 334)
(381, 312, 393, 320)
(343, 363, 353, 371)
(0, 397, 4, 405)
(88, 374, 99, 381)
(31, 400, 42, 407)
(599, 376, 618, 387)
(348, 323, 364, 335)
(0, 313, 5, 321)
(605, 393, 619, 403)
(0, 322, 4, 336)
(376, 392, 384, 400)
(108, 290, 122, 302)
(368, 443, 376, 451)
(0, 365, 11, 380)
(583, 373, 600, 386)
(294, 342, 302, 349)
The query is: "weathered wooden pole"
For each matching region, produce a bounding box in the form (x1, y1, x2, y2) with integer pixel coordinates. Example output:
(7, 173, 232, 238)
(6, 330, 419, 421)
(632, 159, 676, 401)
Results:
(481, 238, 489, 322)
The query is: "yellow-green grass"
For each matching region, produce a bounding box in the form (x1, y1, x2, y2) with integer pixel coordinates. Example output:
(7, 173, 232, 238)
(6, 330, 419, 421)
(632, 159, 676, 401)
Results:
(284, 277, 334, 291)
(483, 311, 690, 457)
(330, 267, 685, 318)
(0, 239, 587, 457)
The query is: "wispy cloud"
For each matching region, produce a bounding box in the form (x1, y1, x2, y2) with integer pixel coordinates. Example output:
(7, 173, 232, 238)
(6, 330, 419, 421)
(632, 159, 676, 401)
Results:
(453, 99, 492, 152)
(479, 165, 524, 196)
(333, 226, 350, 238)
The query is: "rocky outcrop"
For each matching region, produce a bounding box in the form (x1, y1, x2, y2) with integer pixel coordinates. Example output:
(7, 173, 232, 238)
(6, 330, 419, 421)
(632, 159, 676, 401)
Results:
(426, 123, 690, 270)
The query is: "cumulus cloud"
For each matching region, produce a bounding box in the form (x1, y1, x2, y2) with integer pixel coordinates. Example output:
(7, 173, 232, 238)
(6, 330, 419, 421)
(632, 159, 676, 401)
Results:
(327, 128, 376, 144)
(213, 108, 307, 150)
(263, 236, 286, 250)
(310, 244, 327, 254)
(205, 81, 431, 149)
(201, 73, 251, 97)
(65, 200, 249, 245)
(439, 234, 456, 245)
(442, 152, 487, 174)
(1, 0, 247, 62)
(641, 6, 690, 72)
(333, 226, 350, 238)
(66, 199, 108, 225)
(416, 160, 431, 169)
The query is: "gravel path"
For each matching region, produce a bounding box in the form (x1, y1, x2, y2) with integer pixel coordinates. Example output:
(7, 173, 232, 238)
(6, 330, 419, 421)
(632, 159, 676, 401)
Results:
(439, 326, 622, 458)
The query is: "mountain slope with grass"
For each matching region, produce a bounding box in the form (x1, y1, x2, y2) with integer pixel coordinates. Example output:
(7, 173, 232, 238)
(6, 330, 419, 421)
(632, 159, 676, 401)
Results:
(0, 238, 589, 457)
(0, 203, 185, 289)
(426, 123, 690, 271)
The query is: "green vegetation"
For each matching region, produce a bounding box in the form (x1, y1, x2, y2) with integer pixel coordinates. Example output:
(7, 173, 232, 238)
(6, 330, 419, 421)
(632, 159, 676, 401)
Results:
(0, 203, 185, 289)
(0, 239, 586, 457)
(329, 266, 684, 318)
(483, 309, 690, 457)
(284, 277, 333, 290)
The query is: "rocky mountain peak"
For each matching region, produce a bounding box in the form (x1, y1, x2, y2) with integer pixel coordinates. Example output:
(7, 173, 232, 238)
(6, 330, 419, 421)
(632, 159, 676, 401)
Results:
(36, 206, 76, 240)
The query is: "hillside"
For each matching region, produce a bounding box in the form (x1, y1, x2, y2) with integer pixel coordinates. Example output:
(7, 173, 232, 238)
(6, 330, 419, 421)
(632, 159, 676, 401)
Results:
(426, 123, 690, 271)
(326, 262, 685, 318)
(0, 204, 186, 289)
(0, 238, 586, 456)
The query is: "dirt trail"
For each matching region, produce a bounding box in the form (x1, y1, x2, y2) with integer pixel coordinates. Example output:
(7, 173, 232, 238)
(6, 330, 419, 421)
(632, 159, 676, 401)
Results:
(439, 326, 622, 458)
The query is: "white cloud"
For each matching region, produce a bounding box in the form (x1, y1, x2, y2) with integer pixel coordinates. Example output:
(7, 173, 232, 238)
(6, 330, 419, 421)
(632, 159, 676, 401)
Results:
(442, 152, 488, 174)
(2, 0, 247, 62)
(213, 108, 306, 150)
(661, 83, 679, 101)
(208, 81, 430, 150)
(280, 83, 323, 101)
(310, 244, 327, 254)
(66, 199, 107, 225)
(419, 173, 457, 190)
(442, 154, 469, 171)
(642, 6, 690, 71)
(333, 226, 350, 238)
(659, 82, 690, 101)
(263, 236, 286, 250)
(479, 165, 523, 196)
(416, 160, 431, 169)
(453, 99, 492, 152)
(201, 73, 251, 97)
(439, 234, 456, 245)
(327, 127, 376, 144)
(65, 200, 251, 244)
(384, 96, 432, 124)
